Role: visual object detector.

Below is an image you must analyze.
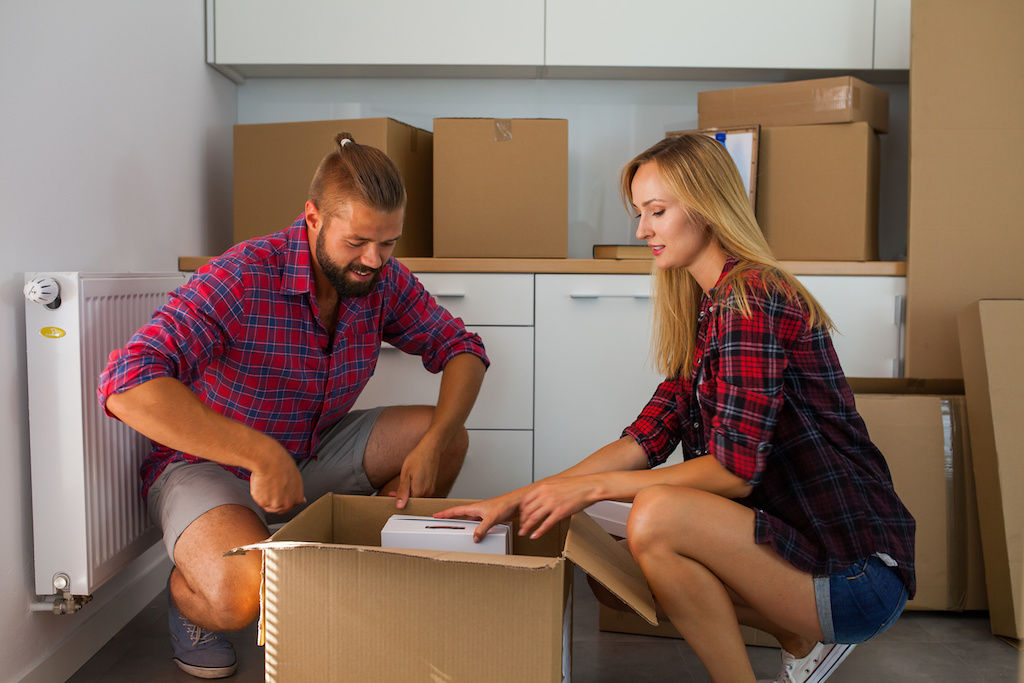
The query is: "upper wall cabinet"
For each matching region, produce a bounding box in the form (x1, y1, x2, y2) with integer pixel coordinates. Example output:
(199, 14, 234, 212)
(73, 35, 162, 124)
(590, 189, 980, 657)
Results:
(209, 0, 545, 68)
(874, 0, 911, 69)
(545, 0, 876, 69)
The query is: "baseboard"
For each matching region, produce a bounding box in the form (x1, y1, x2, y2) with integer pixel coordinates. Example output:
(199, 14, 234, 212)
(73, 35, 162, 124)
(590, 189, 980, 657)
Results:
(18, 543, 171, 683)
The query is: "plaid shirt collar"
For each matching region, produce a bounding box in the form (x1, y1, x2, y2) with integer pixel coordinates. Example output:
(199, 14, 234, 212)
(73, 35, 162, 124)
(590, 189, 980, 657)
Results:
(281, 217, 316, 298)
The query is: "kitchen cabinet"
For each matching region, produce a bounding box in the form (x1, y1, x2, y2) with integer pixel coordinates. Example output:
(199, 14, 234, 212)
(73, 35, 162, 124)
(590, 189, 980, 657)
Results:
(533, 272, 905, 479)
(351, 273, 534, 499)
(351, 268, 905, 497)
(207, 0, 905, 77)
(209, 0, 545, 68)
(545, 0, 876, 70)
(874, 0, 912, 69)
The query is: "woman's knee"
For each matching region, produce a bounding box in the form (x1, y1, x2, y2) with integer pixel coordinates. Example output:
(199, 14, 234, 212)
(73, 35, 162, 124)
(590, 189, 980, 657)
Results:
(627, 484, 699, 555)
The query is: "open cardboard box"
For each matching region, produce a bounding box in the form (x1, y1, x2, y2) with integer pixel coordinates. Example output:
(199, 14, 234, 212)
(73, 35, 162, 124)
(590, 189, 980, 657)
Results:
(228, 493, 657, 682)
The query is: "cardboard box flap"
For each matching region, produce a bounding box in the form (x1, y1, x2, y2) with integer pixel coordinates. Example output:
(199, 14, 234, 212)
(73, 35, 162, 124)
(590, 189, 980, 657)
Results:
(226, 539, 560, 570)
(563, 511, 657, 625)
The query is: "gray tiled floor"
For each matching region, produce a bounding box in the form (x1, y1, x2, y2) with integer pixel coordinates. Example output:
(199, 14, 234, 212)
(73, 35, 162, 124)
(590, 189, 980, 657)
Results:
(69, 568, 1020, 682)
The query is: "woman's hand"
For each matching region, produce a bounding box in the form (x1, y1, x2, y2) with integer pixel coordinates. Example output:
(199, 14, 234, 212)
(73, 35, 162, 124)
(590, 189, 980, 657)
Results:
(518, 475, 603, 540)
(433, 492, 522, 542)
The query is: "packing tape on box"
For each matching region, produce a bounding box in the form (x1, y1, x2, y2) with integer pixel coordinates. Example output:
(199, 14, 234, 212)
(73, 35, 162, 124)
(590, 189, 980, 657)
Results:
(494, 119, 513, 142)
(814, 84, 855, 113)
(942, 397, 971, 611)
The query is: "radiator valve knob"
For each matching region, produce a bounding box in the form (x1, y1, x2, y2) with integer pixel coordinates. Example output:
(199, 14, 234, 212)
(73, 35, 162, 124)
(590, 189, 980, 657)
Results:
(52, 573, 70, 592)
(24, 277, 61, 309)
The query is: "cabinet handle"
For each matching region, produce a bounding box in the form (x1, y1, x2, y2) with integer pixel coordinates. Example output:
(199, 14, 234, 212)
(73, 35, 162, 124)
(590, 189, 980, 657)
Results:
(569, 293, 651, 300)
(434, 292, 466, 298)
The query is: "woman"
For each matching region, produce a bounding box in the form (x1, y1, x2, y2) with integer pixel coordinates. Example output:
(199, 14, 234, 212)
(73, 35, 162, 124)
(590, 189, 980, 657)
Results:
(436, 134, 915, 683)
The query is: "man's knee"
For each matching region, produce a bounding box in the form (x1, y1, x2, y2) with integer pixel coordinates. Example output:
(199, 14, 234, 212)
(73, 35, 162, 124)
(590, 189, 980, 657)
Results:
(176, 556, 261, 631)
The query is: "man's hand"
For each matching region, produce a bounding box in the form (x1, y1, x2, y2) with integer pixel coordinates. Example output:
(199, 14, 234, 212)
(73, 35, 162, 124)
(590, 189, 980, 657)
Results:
(392, 443, 442, 510)
(249, 445, 306, 514)
(433, 492, 522, 542)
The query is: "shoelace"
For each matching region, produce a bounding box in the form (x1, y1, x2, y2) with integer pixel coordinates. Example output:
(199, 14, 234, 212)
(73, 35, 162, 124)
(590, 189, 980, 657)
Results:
(185, 622, 219, 648)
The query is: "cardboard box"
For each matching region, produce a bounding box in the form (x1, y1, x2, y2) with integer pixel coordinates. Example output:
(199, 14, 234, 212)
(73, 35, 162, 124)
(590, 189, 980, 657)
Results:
(905, 0, 1024, 378)
(957, 300, 1024, 639)
(755, 122, 879, 261)
(230, 494, 658, 682)
(380, 515, 510, 555)
(698, 76, 890, 133)
(433, 118, 568, 258)
(233, 117, 433, 257)
(855, 394, 987, 611)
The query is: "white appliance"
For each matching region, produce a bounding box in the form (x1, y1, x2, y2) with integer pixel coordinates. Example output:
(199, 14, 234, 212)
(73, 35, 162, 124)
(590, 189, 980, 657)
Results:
(24, 272, 187, 613)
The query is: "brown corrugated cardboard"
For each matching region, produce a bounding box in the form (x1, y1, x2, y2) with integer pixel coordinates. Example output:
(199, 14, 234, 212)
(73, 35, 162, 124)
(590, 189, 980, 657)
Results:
(233, 117, 433, 257)
(433, 118, 568, 258)
(855, 394, 986, 611)
(756, 122, 879, 261)
(905, 0, 1024, 378)
(957, 300, 1024, 639)
(698, 76, 890, 133)
(230, 493, 657, 681)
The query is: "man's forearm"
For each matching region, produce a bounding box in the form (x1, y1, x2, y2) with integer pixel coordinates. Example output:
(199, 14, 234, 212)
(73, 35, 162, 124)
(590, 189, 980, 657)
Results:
(424, 353, 486, 446)
(104, 377, 281, 472)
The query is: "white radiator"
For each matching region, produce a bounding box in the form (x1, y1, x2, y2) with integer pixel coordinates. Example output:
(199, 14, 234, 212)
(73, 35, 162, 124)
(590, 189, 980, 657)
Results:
(24, 272, 187, 612)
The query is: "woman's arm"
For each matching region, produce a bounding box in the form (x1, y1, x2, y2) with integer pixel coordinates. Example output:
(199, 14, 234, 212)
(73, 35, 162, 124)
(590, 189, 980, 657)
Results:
(516, 451, 751, 539)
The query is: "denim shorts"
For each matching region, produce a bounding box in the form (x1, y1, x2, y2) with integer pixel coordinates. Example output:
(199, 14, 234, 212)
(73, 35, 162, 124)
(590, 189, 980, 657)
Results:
(814, 556, 908, 644)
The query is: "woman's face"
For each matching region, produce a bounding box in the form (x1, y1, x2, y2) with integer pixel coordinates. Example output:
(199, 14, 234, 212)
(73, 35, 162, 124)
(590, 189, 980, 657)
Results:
(631, 162, 712, 271)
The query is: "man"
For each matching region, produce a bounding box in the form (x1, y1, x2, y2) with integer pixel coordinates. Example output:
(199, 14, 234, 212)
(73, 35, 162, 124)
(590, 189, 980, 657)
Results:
(99, 133, 488, 678)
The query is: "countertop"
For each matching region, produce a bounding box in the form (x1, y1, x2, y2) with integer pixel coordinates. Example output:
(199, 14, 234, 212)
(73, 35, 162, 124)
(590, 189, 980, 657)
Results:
(178, 256, 906, 277)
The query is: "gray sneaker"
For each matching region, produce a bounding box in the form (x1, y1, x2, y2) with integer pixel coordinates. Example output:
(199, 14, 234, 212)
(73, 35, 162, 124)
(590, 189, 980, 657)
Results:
(168, 589, 238, 679)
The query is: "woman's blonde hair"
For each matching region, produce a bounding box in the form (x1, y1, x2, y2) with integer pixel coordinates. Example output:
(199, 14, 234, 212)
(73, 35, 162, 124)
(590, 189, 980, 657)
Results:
(620, 134, 833, 378)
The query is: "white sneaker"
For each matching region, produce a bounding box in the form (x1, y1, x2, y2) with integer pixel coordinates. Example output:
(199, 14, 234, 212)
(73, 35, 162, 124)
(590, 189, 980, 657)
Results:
(757, 641, 856, 683)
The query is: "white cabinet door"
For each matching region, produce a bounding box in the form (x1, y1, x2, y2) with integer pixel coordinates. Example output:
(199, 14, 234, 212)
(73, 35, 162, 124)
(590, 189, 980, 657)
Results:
(874, 0, 911, 69)
(546, 0, 875, 69)
(798, 275, 905, 378)
(353, 326, 533, 429)
(212, 0, 545, 66)
(413, 273, 533, 326)
(534, 275, 667, 480)
(449, 430, 533, 500)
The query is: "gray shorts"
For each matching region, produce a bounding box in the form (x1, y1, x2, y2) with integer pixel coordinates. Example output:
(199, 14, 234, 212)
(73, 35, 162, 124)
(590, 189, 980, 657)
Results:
(147, 406, 386, 561)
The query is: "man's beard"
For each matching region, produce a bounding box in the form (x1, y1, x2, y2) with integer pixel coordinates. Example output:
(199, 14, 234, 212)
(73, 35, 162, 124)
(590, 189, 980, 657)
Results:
(317, 230, 382, 298)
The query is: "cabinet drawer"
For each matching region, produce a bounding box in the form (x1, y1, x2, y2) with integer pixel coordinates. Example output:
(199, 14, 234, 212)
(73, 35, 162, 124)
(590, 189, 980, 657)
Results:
(353, 326, 533, 430)
(414, 273, 534, 326)
(449, 430, 533, 500)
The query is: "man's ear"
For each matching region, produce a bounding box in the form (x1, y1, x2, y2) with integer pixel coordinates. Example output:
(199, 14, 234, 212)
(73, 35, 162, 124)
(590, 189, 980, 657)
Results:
(305, 200, 322, 233)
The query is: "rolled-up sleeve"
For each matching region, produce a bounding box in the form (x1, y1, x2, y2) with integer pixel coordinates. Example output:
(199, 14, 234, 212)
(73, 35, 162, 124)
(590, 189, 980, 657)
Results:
(701, 294, 790, 485)
(97, 264, 246, 416)
(622, 378, 682, 468)
(381, 262, 489, 372)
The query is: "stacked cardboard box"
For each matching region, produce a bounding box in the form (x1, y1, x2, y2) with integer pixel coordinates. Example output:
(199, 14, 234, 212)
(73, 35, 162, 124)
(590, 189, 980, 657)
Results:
(958, 300, 1024, 641)
(855, 393, 987, 612)
(433, 118, 568, 258)
(233, 117, 433, 257)
(905, 0, 1024, 378)
(698, 76, 888, 261)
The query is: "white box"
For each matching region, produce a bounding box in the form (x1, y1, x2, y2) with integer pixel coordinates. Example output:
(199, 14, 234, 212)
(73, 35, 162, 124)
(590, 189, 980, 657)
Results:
(381, 515, 511, 555)
(584, 501, 632, 538)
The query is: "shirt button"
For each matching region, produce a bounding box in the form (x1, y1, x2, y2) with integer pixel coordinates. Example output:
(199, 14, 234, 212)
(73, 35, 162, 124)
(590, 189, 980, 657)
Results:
(692, 421, 700, 429)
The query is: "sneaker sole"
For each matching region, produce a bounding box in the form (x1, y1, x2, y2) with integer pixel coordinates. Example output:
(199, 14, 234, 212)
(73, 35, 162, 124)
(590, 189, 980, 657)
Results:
(806, 643, 855, 683)
(173, 657, 238, 679)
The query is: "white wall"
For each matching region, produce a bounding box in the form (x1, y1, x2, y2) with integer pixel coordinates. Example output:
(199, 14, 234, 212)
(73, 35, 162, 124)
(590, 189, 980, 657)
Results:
(0, 2, 236, 680)
(237, 78, 908, 260)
